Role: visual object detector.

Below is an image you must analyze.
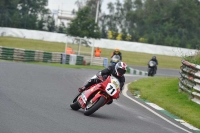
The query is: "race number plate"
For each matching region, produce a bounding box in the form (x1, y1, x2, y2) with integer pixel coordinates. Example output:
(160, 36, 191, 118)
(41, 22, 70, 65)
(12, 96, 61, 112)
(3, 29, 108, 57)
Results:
(105, 83, 117, 96)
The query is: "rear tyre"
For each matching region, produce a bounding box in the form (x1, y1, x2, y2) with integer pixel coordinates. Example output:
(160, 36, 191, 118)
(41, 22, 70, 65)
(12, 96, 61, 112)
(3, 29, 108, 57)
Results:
(70, 93, 81, 110)
(84, 96, 106, 116)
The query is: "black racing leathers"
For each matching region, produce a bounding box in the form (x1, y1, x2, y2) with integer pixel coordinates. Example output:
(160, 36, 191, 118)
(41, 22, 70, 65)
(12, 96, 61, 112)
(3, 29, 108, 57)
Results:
(150, 59, 158, 65)
(83, 65, 125, 91)
(111, 51, 122, 60)
(148, 59, 158, 74)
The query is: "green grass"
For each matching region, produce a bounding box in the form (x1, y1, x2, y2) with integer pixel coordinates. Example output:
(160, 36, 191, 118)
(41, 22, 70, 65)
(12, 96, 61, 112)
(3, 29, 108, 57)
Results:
(0, 37, 182, 69)
(184, 50, 200, 65)
(129, 77, 200, 129)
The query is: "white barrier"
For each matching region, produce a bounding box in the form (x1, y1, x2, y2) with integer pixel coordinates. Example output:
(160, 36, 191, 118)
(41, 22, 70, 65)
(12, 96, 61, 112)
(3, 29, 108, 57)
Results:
(0, 27, 197, 57)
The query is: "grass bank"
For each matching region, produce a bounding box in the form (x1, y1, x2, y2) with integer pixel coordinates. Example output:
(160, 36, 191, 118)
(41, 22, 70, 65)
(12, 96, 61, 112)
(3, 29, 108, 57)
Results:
(128, 77, 200, 129)
(0, 37, 182, 69)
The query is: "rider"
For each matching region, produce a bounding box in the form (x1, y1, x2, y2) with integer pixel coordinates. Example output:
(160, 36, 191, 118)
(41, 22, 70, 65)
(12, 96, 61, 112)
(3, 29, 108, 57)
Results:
(94, 47, 101, 57)
(111, 48, 122, 61)
(78, 62, 127, 104)
(148, 56, 158, 74)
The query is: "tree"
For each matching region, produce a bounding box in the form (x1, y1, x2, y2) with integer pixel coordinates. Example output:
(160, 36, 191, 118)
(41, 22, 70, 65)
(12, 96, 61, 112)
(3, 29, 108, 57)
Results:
(75, 0, 85, 10)
(0, 0, 50, 30)
(102, 0, 200, 48)
(18, 0, 49, 29)
(57, 22, 67, 33)
(85, 0, 103, 19)
(0, 0, 20, 27)
(46, 16, 55, 32)
(37, 18, 45, 30)
(138, 0, 200, 48)
(67, 7, 101, 39)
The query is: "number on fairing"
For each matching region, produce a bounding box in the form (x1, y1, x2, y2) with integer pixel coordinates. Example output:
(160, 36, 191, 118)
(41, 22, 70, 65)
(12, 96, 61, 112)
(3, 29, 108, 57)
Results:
(106, 83, 117, 96)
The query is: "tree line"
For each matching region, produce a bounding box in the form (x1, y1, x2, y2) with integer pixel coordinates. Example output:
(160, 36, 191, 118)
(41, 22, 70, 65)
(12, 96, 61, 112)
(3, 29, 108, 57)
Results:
(0, 0, 66, 33)
(1, 0, 200, 49)
(68, 0, 200, 49)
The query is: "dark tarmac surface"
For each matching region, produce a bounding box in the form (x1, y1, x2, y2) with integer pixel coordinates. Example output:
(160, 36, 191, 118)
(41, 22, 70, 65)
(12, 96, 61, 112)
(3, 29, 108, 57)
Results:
(0, 61, 193, 133)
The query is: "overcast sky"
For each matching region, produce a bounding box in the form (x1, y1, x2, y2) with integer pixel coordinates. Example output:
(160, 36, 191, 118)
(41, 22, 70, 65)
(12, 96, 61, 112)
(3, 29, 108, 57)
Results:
(47, 0, 123, 14)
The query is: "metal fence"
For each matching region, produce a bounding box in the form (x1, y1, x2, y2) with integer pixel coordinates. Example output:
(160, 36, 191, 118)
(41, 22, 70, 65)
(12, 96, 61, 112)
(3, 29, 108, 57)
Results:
(0, 46, 110, 67)
(179, 60, 200, 105)
(0, 46, 84, 65)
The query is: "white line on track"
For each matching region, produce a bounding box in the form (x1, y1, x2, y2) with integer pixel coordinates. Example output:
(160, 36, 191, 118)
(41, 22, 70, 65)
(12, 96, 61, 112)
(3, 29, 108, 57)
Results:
(122, 83, 193, 133)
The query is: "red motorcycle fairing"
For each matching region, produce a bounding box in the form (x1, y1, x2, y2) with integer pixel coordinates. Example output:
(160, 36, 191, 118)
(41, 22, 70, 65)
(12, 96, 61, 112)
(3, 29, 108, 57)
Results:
(100, 75, 111, 89)
(77, 77, 113, 109)
(91, 92, 107, 104)
(101, 76, 120, 99)
(111, 89, 120, 99)
(84, 84, 102, 99)
(95, 76, 120, 100)
(77, 84, 103, 109)
(77, 95, 86, 109)
(89, 77, 115, 104)
(70, 75, 121, 116)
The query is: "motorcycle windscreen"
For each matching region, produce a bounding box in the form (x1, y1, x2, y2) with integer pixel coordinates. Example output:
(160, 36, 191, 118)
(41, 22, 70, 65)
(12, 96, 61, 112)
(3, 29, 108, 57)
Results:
(149, 61, 156, 67)
(112, 55, 120, 62)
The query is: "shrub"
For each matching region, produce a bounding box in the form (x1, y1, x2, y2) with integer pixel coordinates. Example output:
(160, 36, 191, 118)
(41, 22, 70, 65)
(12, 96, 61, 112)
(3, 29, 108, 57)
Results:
(184, 50, 200, 65)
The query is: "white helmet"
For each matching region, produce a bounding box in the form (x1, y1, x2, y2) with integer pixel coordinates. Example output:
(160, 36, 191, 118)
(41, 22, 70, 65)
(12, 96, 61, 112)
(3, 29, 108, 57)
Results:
(115, 62, 127, 77)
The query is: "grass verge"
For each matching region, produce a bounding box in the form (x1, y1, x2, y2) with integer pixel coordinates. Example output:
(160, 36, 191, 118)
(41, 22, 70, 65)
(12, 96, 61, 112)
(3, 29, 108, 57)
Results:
(128, 77, 200, 129)
(0, 37, 182, 69)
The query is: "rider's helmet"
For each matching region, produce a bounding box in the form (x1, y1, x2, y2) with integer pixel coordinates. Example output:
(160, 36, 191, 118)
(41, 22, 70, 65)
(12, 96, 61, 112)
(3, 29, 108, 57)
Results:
(152, 56, 156, 60)
(115, 48, 119, 51)
(115, 62, 127, 77)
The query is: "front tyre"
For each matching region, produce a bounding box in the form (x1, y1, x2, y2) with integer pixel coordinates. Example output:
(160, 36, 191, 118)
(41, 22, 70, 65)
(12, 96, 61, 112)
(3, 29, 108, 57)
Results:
(148, 68, 152, 76)
(84, 96, 106, 116)
(148, 67, 155, 76)
(70, 93, 81, 111)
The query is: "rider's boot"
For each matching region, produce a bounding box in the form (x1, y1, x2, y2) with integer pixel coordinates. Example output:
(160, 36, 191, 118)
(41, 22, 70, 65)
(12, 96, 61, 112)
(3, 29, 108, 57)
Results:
(78, 86, 86, 92)
(78, 78, 100, 92)
(78, 81, 92, 92)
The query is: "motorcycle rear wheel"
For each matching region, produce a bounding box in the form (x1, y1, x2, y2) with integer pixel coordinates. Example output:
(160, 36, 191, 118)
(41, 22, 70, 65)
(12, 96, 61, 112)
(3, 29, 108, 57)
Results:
(84, 96, 106, 116)
(70, 93, 81, 110)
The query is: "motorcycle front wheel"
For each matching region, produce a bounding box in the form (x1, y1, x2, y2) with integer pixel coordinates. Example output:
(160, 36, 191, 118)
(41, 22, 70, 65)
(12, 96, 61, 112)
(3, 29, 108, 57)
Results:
(148, 68, 154, 76)
(70, 93, 81, 111)
(84, 96, 106, 116)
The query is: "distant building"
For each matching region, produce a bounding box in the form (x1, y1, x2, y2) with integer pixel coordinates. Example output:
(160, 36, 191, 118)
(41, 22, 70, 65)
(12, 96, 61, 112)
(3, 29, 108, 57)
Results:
(51, 9, 75, 27)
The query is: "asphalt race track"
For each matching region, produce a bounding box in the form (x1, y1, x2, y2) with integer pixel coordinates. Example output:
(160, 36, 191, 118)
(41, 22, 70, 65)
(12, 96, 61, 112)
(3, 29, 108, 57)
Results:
(0, 61, 194, 133)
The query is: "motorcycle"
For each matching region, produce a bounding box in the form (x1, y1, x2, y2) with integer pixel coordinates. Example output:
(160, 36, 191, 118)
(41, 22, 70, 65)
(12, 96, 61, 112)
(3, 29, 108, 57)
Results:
(110, 55, 120, 66)
(148, 61, 157, 76)
(70, 75, 121, 116)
